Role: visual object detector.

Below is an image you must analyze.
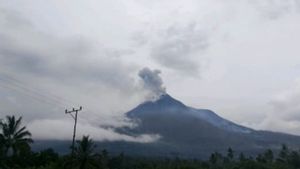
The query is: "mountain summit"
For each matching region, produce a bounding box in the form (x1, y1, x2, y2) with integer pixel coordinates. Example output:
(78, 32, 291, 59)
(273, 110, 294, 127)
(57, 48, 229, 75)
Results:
(128, 94, 252, 134)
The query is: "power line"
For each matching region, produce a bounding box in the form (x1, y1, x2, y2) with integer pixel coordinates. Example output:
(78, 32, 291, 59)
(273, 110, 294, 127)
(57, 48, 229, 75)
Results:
(0, 76, 67, 108)
(0, 71, 102, 120)
(0, 82, 65, 109)
(0, 73, 70, 106)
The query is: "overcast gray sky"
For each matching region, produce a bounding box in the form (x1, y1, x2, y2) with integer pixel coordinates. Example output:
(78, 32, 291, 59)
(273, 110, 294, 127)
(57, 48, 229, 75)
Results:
(1, 0, 300, 141)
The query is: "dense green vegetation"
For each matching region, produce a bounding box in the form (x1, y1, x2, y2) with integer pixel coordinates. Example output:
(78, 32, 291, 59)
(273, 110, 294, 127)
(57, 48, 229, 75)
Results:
(1, 115, 300, 169)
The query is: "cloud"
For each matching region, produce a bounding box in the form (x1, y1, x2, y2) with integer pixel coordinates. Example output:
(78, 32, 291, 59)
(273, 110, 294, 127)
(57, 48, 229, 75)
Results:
(258, 79, 300, 135)
(0, 8, 137, 100)
(138, 67, 166, 99)
(249, 0, 300, 20)
(143, 23, 209, 75)
(129, 0, 300, 77)
(0, 9, 134, 89)
(0, 8, 149, 141)
(28, 119, 160, 143)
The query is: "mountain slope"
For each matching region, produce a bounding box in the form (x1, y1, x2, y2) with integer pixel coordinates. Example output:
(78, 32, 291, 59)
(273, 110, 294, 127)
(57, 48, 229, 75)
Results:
(127, 94, 253, 134)
(115, 94, 300, 157)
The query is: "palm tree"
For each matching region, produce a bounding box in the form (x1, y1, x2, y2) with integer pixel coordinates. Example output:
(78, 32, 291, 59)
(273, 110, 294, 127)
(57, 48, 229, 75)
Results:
(0, 126, 5, 167)
(0, 118, 4, 154)
(67, 135, 99, 169)
(0, 115, 33, 157)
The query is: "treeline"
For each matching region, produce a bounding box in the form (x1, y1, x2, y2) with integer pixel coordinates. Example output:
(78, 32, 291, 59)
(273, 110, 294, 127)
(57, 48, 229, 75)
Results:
(1, 115, 300, 169)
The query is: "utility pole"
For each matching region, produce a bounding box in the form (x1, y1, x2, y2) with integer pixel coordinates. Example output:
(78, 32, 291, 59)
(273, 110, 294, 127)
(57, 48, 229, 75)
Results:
(65, 106, 82, 156)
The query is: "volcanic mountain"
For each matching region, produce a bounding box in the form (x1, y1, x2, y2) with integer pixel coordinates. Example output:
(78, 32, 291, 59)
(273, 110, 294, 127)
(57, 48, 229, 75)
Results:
(34, 94, 300, 158)
(109, 94, 300, 158)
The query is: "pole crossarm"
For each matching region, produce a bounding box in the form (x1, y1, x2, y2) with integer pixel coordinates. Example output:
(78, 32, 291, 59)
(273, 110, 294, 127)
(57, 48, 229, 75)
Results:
(65, 106, 82, 114)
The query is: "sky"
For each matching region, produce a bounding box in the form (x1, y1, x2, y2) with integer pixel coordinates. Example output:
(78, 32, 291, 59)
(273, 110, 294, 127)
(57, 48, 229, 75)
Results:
(1, 0, 300, 141)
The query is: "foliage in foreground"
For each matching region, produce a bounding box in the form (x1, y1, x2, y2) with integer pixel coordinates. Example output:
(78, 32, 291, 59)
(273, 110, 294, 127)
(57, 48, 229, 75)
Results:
(1, 115, 300, 169)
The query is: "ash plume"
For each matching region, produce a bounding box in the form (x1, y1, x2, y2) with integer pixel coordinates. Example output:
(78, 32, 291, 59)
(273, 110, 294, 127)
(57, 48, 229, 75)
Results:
(138, 67, 166, 99)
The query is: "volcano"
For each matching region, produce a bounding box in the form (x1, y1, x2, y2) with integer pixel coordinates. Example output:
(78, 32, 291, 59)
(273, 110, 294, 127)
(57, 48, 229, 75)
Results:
(33, 94, 300, 158)
(109, 94, 300, 158)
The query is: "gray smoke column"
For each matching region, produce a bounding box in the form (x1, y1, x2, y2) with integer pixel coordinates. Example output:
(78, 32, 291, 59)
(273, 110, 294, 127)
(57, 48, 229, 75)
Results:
(138, 67, 166, 99)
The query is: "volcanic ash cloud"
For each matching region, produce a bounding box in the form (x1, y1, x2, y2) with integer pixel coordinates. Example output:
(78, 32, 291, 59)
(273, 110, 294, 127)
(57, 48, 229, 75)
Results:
(138, 67, 166, 100)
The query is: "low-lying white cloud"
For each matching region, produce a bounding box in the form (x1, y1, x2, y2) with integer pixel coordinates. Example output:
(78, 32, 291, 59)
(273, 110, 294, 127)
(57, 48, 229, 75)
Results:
(28, 119, 160, 143)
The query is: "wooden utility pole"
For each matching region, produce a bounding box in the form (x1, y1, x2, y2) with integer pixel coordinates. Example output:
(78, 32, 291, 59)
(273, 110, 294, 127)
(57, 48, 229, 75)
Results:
(65, 106, 82, 156)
